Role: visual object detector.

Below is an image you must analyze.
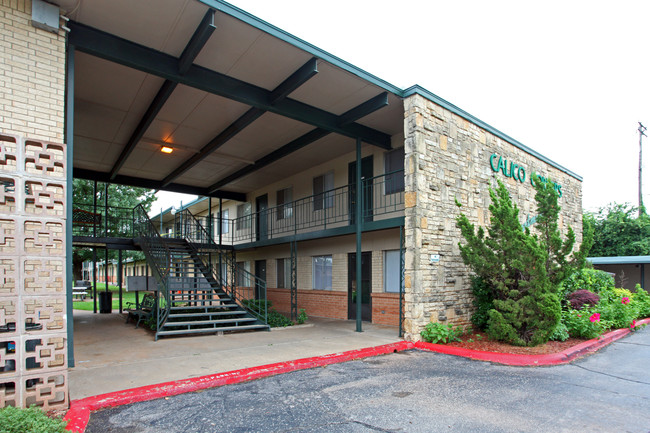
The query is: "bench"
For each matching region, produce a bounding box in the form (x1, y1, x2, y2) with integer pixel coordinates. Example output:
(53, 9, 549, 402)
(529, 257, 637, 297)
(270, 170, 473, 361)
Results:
(125, 293, 157, 329)
(72, 286, 89, 301)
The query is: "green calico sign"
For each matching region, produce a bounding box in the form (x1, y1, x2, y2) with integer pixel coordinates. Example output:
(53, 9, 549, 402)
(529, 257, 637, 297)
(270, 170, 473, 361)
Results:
(489, 153, 563, 198)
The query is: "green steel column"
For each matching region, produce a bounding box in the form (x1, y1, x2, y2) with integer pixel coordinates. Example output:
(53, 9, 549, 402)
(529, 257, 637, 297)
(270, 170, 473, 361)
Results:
(642, 263, 645, 290)
(118, 249, 123, 313)
(355, 138, 363, 332)
(399, 225, 405, 338)
(104, 183, 109, 294)
(93, 180, 97, 237)
(218, 198, 223, 285)
(208, 196, 212, 268)
(65, 42, 75, 367)
(92, 247, 97, 313)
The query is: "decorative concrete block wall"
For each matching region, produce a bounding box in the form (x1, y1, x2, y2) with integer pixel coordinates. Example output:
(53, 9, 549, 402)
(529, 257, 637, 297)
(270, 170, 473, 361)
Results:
(402, 93, 583, 340)
(0, 134, 68, 409)
(0, 0, 68, 408)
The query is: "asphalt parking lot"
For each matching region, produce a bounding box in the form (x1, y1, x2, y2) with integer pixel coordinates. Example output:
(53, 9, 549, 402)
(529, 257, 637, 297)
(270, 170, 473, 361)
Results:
(86, 327, 650, 433)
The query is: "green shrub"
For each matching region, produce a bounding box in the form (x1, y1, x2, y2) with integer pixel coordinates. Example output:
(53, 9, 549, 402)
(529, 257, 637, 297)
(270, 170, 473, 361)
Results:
(0, 406, 68, 433)
(596, 288, 639, 329)
(420, 322, 464, 344)
(562, 308, 607, 339)
(297, 308, 308, 324)
(634, 287, 650, 318)
(549, 321, 570, 341)
(469, 276, 492, 330)
(560, 268, 614, 300)
(267, 309, 293, 327)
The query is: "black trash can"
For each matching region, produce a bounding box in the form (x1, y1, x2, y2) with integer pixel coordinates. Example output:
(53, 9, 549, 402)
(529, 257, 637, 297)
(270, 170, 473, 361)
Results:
(98, 291, 112, 314)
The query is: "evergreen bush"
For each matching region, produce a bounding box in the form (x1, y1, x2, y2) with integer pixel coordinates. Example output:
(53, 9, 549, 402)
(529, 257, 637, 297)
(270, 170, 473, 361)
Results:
(469, 276, 492, 330)
(456, 177, 589, 346)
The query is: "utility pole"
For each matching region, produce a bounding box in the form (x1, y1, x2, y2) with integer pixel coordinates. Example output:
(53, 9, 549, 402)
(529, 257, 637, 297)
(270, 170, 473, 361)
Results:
(639, 122, 647, 217)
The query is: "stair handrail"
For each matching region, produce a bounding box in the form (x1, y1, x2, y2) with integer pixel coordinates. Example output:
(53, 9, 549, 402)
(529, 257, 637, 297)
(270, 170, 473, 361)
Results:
(133, 204, 172, 335)
(176, 208, 268, 325)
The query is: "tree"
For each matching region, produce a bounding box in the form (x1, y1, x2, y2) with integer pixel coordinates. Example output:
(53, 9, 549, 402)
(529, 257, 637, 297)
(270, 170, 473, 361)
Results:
(533, 176, 593, 286)
(588, 203, 650, 257)
(456, 177, 588, 346)
(72, 180, 156, 280)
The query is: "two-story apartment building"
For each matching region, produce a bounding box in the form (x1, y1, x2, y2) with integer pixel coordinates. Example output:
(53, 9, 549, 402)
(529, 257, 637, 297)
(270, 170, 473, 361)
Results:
(0, 0, 582, 409)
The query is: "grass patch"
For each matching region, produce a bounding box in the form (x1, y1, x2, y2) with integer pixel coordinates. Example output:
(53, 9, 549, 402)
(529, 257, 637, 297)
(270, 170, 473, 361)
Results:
(72, 284, 137, 311)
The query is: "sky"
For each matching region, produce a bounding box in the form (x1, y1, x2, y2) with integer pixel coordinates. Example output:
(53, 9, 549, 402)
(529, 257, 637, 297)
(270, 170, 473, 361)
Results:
(152, 0, 650, 214)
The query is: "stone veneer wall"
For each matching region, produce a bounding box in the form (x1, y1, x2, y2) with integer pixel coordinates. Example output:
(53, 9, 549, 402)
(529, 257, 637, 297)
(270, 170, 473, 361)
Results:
(0, 1, 68, 408)
(402, 93, 583, 341)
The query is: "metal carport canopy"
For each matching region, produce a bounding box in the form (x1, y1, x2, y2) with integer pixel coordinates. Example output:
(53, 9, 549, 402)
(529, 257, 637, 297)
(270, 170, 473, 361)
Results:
(61, 0, 405, 199)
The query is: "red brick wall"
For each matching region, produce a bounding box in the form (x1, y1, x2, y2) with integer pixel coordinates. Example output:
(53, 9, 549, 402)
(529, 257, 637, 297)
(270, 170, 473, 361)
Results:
(371, 293, 400, 326)
(268, 288, 401, 326)
(268, 288, 348, 320)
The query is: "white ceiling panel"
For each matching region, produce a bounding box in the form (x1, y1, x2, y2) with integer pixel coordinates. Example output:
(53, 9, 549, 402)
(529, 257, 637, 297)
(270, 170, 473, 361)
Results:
(180, 93, 251, 135)
(74, 99, 127, 143)
(288, 62, 372, 113)
(71, 0, 191, 53)
(226, 34, 313, 90)
(193, 12, 263, 76)
(156, 85, 207, 124)
(75, 53, 148, 112)
(113, 74, 168, 144)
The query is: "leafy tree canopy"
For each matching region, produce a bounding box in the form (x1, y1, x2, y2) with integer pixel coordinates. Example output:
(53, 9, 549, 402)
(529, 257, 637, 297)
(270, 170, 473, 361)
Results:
(73, 180, 156, 279)
(587, 203, 650, 257)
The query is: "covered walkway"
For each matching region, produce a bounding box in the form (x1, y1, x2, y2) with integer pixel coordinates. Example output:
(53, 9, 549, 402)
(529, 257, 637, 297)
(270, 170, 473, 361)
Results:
(69, 310, 400, 400)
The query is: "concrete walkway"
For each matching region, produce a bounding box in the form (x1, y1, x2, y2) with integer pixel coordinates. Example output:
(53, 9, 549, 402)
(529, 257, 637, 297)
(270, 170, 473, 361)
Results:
(69, 310, 401, 400)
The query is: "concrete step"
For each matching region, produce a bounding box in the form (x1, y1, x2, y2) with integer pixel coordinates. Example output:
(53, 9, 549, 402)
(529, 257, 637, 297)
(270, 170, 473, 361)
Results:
(162, 317, 257, 327)
(156, 324, 269, 336)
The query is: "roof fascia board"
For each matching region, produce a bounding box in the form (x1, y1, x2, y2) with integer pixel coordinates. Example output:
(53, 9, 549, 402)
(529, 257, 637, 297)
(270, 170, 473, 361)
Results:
(68, 21, 391, 148)
(403, 85, 583, 182)
(588, 256, 650, 265)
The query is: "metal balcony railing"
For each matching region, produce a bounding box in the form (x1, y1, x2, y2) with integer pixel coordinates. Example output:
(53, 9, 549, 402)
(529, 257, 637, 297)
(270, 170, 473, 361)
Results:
(73, 170, 404, 246)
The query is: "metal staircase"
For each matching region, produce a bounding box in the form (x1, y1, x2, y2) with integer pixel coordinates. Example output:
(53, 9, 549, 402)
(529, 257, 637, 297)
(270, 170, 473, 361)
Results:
(133, 205, 269, 339)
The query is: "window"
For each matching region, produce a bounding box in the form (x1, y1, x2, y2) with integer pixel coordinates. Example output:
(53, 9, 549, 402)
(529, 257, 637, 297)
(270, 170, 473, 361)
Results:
(312, 255, 333, 290)
(313, 172, 334, 211)
(276, 258, 292, 288)
(236, 203, 252, 230)
(384, 250, 401, 293)
(384, 147, 405, 194)
(220, 209, 229, 234)
(237, 261, 251, 286)
(276, 187, 293, 220)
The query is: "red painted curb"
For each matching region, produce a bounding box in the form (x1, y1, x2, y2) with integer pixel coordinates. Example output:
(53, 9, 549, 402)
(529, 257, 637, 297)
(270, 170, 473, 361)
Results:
(63, 341, 413, 432)
(415, 318, 650, 366)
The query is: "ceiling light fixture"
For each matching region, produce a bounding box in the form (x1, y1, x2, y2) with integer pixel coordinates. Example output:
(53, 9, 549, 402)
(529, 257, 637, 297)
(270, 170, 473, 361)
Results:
(160, 146, 173, 154)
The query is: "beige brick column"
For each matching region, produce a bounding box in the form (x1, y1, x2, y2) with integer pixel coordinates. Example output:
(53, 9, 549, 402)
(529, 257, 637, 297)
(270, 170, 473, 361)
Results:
(0, 0, 68, 409)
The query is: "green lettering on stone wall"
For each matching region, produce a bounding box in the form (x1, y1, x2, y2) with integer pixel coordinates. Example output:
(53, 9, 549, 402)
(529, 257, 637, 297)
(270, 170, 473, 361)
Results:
(488, 153, 563, 197)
